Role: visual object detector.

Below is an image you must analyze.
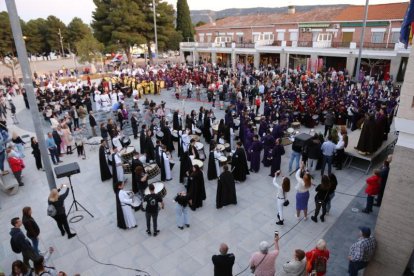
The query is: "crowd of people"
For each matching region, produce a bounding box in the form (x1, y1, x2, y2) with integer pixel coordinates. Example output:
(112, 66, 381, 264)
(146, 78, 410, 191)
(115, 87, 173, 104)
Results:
(2, 58, 401, 275)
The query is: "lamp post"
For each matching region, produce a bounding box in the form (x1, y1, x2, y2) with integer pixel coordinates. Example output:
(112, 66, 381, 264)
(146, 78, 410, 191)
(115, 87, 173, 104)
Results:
(151, 0, 159, 65)
(355, 0, 369, 83)
(6, 0, 56, 189)
(58, 28, 65, 58)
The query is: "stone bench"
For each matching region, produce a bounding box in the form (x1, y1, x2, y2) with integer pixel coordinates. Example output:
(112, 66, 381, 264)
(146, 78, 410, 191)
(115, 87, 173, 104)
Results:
(0, 174, 19, 195)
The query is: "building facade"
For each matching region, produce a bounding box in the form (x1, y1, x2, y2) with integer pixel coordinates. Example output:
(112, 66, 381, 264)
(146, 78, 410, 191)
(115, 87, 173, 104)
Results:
(181, 2, 411, 81)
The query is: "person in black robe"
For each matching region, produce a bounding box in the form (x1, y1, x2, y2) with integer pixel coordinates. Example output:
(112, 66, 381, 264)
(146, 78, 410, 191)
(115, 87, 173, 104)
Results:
(356, 113, 377, 154)
(145, 130, 155, 162)
(188, 139, 200, 159)
(99, 140, 112, 181)
(177, 130, 183, 158)
(161, 122, 174, 152)
(216, 165, 237, 209)
(270, 138, 285, 177)
(139, 125, 147, 154)
(187, 165, 206, 211)
(30, 137, 43, 170)
(203, 113, 212, 143)
(131, 152, 143, 193)
(261, 130, 274, 167)
(173, 110, 181, 131)
(154, 140, 162, 167)
(179, 151, 193, 184)
(207, 149, 218, 180)
(131, 112, 139, 139)
(114, 181, 127, 229)
(231, 142, 249, 182)
(375, 108, 387, 148)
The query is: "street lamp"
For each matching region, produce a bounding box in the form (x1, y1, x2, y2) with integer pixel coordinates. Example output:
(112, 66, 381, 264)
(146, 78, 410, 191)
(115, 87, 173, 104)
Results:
(150, 0, 159, 65)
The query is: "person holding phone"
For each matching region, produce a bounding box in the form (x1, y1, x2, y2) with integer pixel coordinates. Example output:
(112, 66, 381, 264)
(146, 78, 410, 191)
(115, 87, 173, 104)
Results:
(249, 234, 280, 276)
(48, 184, 77, 239)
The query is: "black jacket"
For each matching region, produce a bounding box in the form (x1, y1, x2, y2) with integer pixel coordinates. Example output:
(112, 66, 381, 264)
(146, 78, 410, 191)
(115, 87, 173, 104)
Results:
(89, 114, 97, 127)
(52, 130, 62, 144)
(22, 215, 40, 238)
(212, 253, 235, 276)
(48, 188, 69, 215)
(10, 227, 32, 252)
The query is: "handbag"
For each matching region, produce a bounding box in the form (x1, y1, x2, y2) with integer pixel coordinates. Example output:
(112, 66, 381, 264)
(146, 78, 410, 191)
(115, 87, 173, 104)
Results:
(283, 199, 290, 207)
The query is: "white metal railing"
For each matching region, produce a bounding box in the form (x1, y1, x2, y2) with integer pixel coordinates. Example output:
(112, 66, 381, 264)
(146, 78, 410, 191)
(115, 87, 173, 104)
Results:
(255, 39, 275, 47)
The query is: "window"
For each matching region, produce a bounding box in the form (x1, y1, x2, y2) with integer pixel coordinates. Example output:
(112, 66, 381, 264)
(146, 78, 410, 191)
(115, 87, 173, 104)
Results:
(290, 31, 298, 41)
(206, 35, 212, 42)
(371, 32, 384, 43)
(277, 32, 284, 41)
(253, 34, 260, 42)
(199, 35, 204, 43)
(312, 32, 319, 42)
(237, 35, 244, 43)
(391, 32, 400, 43)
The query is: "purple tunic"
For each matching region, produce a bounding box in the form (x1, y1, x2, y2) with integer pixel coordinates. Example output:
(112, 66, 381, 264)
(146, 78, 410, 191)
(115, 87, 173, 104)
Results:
(249, 140, 263, 172)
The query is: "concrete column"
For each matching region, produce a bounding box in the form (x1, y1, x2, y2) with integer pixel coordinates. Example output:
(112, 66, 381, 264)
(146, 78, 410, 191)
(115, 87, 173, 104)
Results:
(346, 56, 356, 77)
(389, 55, 402, 81)
(211, 52, 217, 65)
(231, 43, 236, 70)
(365, 46, 414, 276)
(254, 52, 260, 69)
(280, 52, 287, 69)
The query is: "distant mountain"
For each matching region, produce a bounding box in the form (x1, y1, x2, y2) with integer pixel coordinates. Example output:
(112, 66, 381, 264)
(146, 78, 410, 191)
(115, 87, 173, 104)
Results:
(190, 5, 348, 25)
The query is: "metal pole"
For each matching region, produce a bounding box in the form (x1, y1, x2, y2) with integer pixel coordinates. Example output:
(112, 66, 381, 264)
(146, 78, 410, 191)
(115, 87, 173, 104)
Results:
(355, 0, 369, 82)
(58, 28, 65, 58)
(6, 0, 57, 189)
(152, 0, 159, 65)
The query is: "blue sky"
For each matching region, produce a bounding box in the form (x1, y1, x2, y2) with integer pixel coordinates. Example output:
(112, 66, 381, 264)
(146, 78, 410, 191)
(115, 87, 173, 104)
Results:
(0, 0, 407, 24)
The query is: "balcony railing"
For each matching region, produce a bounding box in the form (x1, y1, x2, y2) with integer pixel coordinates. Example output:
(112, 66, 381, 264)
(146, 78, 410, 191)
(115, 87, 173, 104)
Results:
(297, 41, 313, 47)
(354, 42, 396, 50)
(235, 43, 255, 48)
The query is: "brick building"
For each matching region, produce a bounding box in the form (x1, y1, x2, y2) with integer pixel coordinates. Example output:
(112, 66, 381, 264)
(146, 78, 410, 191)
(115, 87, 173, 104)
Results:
(180, 2, 411, 81)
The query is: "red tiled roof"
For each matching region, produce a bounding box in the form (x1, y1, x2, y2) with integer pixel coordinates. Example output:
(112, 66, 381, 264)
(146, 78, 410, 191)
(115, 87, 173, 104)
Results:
(335, 2, 409, 21)
(196, 2, 409, 30)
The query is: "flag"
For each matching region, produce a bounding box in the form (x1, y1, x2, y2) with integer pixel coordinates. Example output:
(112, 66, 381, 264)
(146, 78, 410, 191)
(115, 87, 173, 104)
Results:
(400, 0, 414, 48)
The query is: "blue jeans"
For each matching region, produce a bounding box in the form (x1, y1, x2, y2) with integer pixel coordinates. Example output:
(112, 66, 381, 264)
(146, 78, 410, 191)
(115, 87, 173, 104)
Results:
(348, 260, 367, 276)
(49, 147, 60, 164)
(326, 192, 335, 213)
(321, 155, 333, 176)
(0, 150, 5, 171)
(366, 195, 374, 212)
(289, 151, 301, 172)
(29, 237, 39, 255)
(175, 204, 189, 227)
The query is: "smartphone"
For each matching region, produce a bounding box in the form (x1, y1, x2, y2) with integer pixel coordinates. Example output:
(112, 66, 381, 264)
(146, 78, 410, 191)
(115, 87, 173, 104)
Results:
(274, 230, 279, 238)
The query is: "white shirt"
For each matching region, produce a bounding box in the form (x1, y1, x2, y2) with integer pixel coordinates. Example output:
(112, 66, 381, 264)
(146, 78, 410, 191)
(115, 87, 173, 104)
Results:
(295, 169, 311, 193)
(273, 176, 285, 199)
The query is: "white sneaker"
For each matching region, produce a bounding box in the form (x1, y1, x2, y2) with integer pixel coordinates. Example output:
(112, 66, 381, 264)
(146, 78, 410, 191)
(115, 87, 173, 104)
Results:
(295, 214, 300, 219)
(304, 216, 308, 221)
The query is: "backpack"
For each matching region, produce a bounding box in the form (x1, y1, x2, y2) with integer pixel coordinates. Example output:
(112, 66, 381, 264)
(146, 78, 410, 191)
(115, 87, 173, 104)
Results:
(10, 236, 21, 253)
(313, 255, 327, 273)
(47, 203, 57, 217)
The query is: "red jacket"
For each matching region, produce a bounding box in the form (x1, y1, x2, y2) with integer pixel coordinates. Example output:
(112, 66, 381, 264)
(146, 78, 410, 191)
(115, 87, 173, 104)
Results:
(8, 156, 24, 173)
(305, 248, 330, 276)
(365, 175, 381, 195)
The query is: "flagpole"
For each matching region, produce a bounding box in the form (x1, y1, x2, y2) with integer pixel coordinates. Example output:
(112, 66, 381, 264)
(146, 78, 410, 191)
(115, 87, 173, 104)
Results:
(355, 0, 369, 83)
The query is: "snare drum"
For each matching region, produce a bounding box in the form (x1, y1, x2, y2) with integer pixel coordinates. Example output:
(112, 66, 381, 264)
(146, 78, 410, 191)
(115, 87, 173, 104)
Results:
(156, 131, 164, 140)
(144, 182, 167, 198)
(171, 130, 179, 142)
(216, 144, 225, 152)
(224, 143, 230, 152)
(292, 122, 301, 130)
(212, 124, 219, 134)
(121, 147, 135, 163)
(287, 128, 294, 134)
(189, 134, 200, 142)
(192, 159, 204, 169)
(123, 163, 132, 174)
(121, 136, 131, 148)
(194, 128, 202, 135)
(218, 156, 227, 166)
(145, 164, 161, 180)
(195, 142, 204, 151)
(255, 116, 261, 124)
(312, 115, 319, 126)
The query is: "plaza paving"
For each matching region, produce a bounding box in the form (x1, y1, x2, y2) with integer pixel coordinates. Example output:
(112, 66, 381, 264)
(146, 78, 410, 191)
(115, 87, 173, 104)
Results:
(0, 88, 385, 275)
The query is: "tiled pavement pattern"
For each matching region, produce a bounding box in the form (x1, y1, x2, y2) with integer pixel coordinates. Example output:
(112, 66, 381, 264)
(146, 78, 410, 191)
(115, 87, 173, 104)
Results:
(0, 89, 386, 275)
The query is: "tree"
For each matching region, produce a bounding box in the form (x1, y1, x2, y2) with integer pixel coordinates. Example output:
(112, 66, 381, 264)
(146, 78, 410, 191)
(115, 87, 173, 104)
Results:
(361, 58, 387, 76)
(75, 33, 104, 63)
(67, 17, 92, 53)
(176, 0, 194, 42)
(22, 18, 48, 56)
(45, 16, 68, 55)
(195, 21, 206, 27)
(92, 0, 147, 64)
(0, 11, 20, 79)
(165, 30, 183, 51)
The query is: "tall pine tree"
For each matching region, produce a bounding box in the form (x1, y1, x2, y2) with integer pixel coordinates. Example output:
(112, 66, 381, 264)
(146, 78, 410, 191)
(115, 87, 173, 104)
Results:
(176, 0, 194, 42)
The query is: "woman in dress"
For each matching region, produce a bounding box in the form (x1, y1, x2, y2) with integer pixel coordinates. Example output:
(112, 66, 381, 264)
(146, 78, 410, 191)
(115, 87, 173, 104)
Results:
(295, 162, 312, 220)
(187, 165, 206, 211)
(30, 137, 43, 171)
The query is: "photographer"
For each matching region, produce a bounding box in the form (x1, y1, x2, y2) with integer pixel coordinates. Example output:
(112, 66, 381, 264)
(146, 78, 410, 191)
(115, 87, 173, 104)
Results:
(249, 235, 279, 276)
(48, 184, 77, 239)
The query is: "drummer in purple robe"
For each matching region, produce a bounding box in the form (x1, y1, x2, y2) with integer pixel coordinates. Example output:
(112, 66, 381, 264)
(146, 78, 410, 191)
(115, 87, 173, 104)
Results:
(249, 135, 263, 173)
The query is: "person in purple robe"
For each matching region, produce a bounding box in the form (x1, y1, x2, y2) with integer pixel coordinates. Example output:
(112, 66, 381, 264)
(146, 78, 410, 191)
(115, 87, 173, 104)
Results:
(261, 130, 274, 167)
(244, 127, 254, 161)
(258, 118, 268, 138)
(249, 135, 263, 173)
